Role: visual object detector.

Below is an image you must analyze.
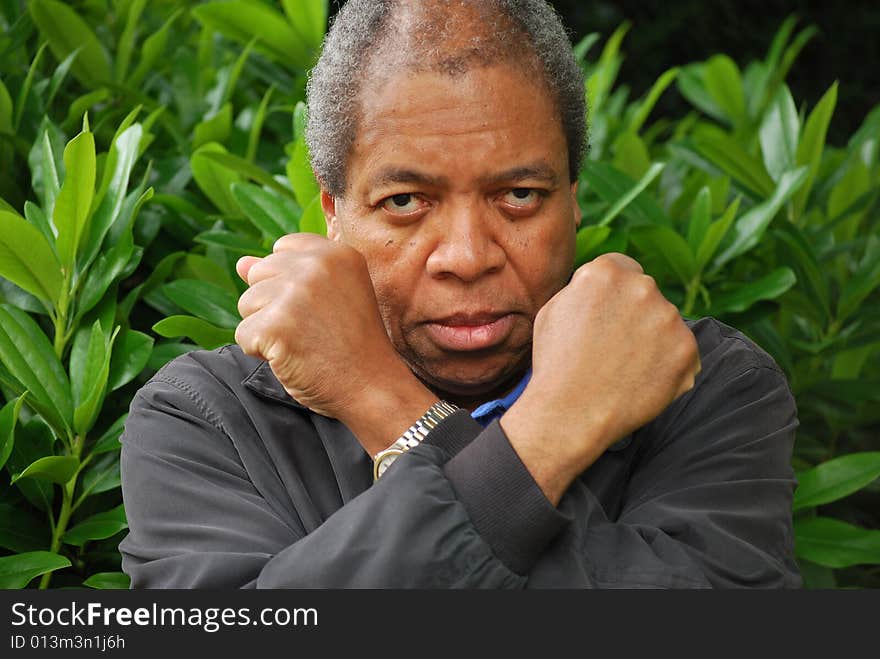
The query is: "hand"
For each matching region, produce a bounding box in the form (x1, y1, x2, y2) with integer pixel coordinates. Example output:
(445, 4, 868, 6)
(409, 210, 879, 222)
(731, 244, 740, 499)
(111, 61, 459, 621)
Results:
(235, 234, 436, 453)
(501, 253, 700, 503)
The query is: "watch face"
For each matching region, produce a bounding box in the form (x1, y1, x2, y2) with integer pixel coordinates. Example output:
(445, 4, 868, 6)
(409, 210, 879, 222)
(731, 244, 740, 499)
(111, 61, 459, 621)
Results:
(374, 449, 405, 480)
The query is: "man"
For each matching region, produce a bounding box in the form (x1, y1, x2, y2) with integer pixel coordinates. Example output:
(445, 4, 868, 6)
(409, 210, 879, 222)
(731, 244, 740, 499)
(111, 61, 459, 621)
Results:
(119, 0, 801, 588)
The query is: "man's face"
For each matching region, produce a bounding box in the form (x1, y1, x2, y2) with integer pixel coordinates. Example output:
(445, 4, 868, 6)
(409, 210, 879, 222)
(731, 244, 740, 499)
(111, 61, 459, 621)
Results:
(323, 63, 580, 403)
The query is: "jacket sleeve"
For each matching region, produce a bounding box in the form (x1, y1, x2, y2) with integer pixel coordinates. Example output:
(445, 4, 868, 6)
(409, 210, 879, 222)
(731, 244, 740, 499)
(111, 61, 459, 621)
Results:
(442, 336, 802, 588)
(119, 362, 535, 588)
(121, 324, 800, 589)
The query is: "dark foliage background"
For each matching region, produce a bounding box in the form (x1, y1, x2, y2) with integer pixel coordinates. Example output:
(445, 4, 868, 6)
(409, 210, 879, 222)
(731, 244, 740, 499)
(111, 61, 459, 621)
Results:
(549, 0, 879, 144)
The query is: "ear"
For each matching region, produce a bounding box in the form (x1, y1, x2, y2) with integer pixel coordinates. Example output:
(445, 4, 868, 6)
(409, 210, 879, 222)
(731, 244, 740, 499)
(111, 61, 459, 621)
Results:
(321, 188, 342, 241)
(570, 181, 582, 229)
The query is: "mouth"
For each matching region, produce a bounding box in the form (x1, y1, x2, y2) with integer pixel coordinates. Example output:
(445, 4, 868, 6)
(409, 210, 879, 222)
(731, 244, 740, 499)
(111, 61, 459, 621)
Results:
(424, 312, 516, 352)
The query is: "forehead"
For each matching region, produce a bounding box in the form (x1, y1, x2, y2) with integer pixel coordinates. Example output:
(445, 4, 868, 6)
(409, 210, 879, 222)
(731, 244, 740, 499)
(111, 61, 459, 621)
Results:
(348, 64, 568, 187)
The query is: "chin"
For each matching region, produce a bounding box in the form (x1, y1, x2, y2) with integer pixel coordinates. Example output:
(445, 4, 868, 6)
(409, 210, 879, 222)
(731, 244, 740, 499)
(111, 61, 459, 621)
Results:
(415, 356, 528, 401)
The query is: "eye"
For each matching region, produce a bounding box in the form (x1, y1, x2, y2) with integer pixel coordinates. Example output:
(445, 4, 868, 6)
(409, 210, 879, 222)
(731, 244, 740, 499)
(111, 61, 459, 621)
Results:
(381, 193, 426, 215)
(501, 188, 542, 210)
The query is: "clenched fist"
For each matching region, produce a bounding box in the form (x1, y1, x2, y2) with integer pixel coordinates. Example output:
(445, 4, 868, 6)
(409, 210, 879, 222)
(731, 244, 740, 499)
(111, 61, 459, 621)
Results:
(235, 234, 437, 455)
(501, 253, 701, 504)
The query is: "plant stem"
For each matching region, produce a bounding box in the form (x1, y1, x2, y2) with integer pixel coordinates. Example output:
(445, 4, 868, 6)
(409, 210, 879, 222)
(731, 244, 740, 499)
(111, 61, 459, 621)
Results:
(39, 480, 75, 590)
(683, 276, 701, 317)
(39, 434, 86, 590)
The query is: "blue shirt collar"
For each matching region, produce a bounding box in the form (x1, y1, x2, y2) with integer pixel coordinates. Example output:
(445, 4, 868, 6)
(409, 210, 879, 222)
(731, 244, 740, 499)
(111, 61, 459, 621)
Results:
(470, 369, 531, 427)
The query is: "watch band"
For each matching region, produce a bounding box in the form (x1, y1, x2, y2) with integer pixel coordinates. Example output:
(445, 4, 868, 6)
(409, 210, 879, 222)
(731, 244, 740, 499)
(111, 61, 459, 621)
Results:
(372, 400, 459, 481)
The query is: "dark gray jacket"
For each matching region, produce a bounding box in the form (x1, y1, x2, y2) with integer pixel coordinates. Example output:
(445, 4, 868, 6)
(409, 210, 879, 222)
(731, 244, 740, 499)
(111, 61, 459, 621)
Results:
(119, 317, 802, 588)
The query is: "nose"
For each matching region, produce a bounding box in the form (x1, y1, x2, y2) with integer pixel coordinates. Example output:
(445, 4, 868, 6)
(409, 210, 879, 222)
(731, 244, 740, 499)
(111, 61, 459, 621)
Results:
(425, 201, 507, 282)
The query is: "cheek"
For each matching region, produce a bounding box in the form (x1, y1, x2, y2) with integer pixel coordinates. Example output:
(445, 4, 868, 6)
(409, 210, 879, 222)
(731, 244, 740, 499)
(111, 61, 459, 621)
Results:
(515, 221, 576, 302)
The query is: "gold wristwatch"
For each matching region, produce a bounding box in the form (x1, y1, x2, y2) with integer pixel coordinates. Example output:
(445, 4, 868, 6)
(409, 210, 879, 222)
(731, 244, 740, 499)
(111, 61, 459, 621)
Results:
(372, 401, 459, 481)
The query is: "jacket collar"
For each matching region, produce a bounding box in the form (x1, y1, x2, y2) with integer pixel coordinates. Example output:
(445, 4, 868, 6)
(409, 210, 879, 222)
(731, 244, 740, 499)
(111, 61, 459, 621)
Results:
(241, 360, 307, 410)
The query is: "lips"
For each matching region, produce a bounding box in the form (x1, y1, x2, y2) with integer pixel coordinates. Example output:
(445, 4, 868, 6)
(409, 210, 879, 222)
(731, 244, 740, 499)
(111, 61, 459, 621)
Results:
(424, 312, 516, 351)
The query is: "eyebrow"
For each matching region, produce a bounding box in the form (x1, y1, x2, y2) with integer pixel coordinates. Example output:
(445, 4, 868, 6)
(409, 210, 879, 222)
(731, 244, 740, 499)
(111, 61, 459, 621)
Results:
(368, 160, 560, 190)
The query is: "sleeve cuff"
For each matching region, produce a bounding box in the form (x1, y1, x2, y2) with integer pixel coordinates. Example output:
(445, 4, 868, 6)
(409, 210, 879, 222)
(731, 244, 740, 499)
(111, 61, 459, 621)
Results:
(443, 419, 570, 575)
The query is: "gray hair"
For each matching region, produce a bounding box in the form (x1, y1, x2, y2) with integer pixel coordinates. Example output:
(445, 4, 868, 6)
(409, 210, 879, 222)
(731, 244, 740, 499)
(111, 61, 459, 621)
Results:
(305, 0, 588, 196)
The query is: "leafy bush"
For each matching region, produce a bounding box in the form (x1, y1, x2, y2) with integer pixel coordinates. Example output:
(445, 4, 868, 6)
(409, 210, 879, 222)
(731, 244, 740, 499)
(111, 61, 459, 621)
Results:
(0, 1, 877, 589)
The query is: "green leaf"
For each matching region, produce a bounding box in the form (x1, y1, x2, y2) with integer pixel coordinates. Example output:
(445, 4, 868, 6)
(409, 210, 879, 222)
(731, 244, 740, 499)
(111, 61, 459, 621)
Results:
(200, 149, 297, 201)
(194, 230, 267, 256)
(575, 226, 612, 266)
(0, 211, 62, 305)
(232, 182, 300, 239)
(176, 253, 237, 293)
(586, 22, 629, 115)
(54, 127, 96, 270)
(115, 0, 147, 82)
(190, 143, 244, 216)
(0, 78, 12, 134)
(837, 236, 880, 325)
(794, 452, 880, 511)
(192, 1, 314, 69)
(70, 320, 118, 436)
(193, 102, 232, 149)
(76, 229, 136, 319)
(298, 195, 326, 236)
(6, 418, 55, 512)
(152, 315, 235, 350)
(61, 88, 108, 134)
(709, 267, 796, 314)
(711, 166, 808, 270)
(76, 453, 121, 508)
(0, 304, 72, 431)
(629, 225, 697, 284)
(628, 67, 679, 135)
(11, 455, 79, 485)
(287, 102, 320, 208)
(689, 126, 775, 199)
(0, 503, 48, 553)
(792, 82, 838, 220)
(45, 47, 79, 110)
(27, 120, 64, 217)
(80, 123, 144, 271)
(686, 187, 712, 254)
(794, 517, 880, 568)
(0, 551, 71, 588)
(612, 132, 651, 181)
(677, 64, 726, 123)
(598, 162, 666, 228)
(282, 0, 327, 49)
(160, 280, 240, 329)
(28, 0, 110, 87)
(24, 200, 56, 250)
(90, 413, 126, 455)
(83, 571, 130, 589)
(246, 85, 275, 163)
(13, 42, 47, 133)
(0, 393, 26, 471)
(62, 504, 127, 546)
(127, 8, 183, 89)
(772, 223, 831, 327)
(107, 330, 153, 392)
(828, 160, 870, 240)
(759, 84, 799, 182)
(580, 161, 671, 228)
(702, 54, 746, 127)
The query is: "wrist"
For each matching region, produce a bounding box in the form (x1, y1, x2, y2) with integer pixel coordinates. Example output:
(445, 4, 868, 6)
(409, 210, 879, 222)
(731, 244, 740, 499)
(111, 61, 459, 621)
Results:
(339, 364, 440, 457)
(499, 388, 610, 504)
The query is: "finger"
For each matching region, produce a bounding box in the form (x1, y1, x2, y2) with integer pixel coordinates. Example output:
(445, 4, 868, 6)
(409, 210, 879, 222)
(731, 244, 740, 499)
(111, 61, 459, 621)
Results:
(595, 252, 644, 274)
(236, 256, 262, 283)
(237, 277, 283, 319)
(273, 232, 328, 253)
(234, 313, 267, 360)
